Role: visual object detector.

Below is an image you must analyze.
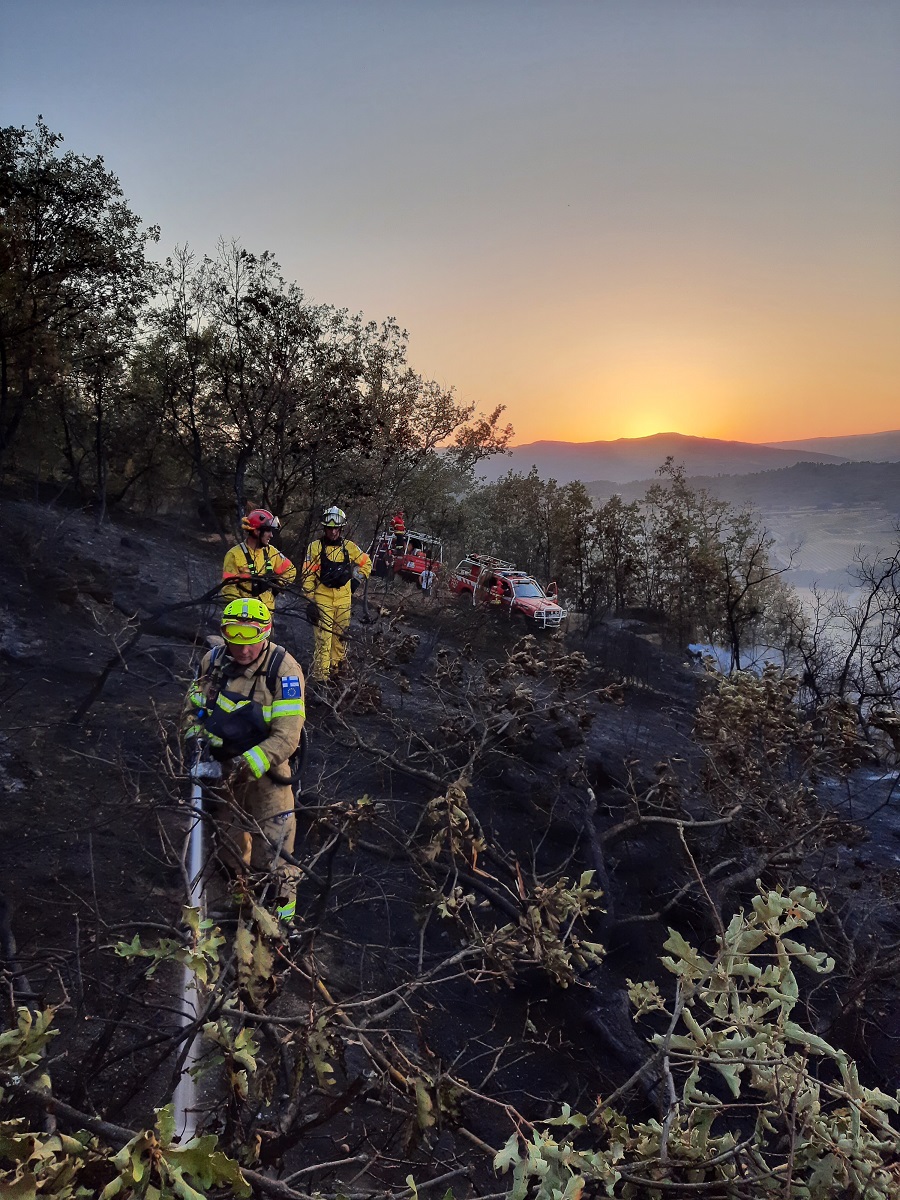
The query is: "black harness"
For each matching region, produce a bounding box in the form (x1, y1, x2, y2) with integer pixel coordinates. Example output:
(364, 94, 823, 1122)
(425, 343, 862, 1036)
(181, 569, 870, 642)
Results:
(200, 644, 288, 759)
(318, 541, 353, 589)
(239, 542, 275, 596)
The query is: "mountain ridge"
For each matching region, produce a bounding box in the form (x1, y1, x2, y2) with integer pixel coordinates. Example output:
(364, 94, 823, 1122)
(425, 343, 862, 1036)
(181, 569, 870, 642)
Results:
(581, 458, 900, 509)
(481, 430, 900, 485)
(765, 429, 900, 459)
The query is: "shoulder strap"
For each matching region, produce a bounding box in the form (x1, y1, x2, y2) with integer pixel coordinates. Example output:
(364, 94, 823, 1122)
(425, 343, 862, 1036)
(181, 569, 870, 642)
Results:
(201, 644, 228, 708)
(319, 540, 350, 563)
(265, 644, 287, 694)
(240, 543, 258, 573)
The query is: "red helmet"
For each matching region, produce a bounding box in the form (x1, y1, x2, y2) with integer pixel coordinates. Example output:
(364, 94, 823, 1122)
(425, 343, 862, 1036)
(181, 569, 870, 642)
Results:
(242, 509, 281, 535)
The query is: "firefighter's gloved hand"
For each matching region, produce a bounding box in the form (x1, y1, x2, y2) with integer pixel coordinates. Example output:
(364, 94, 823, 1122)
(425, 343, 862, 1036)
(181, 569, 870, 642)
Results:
(221, 756, 244, 781)
(183, 735, 203, 769)
(306, 600, 320, 626)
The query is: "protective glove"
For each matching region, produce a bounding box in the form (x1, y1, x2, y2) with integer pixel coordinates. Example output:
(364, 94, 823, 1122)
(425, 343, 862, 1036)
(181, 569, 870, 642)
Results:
(306, 600, 320, 626)
(350, 577, 360, 594)
(183, 735, 203, 769)
(221, 756, 244, 781)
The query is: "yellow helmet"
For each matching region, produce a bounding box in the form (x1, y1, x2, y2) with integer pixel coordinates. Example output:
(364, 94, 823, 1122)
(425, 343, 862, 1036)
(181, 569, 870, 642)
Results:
(221, 597, 272, 644)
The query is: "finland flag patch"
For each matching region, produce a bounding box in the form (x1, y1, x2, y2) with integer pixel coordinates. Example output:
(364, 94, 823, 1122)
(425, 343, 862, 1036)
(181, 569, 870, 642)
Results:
(281, 675, 302, 699)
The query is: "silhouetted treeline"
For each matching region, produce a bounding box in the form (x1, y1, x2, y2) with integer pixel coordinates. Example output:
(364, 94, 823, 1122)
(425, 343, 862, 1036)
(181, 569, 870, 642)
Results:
(0, 120, 511, 544)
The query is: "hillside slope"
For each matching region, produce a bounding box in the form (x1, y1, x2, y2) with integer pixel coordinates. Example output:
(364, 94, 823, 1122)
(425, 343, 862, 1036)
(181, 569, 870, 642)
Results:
(2, 494, 899, 1190)
(767, 428, 900, 461)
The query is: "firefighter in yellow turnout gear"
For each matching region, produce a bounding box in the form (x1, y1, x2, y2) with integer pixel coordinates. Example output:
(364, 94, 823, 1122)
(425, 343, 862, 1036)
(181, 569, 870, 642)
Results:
(303, 506, 372, 682)
(222, 508, 296, 614)
(183, 598, 305, 923)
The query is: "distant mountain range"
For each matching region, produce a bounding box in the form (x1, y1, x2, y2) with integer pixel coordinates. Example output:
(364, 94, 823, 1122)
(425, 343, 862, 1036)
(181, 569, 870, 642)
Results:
(583, 459, 900, 511)
(766, 429, 900, 461)
(479, 430, 900, 485)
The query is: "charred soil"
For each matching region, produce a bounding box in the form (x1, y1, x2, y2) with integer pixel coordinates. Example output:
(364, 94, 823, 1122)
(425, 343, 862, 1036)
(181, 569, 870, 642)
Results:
(2, 494, 900, 1193)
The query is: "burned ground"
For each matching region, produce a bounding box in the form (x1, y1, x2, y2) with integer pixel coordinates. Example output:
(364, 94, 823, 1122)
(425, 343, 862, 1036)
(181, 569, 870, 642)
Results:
(2, 494, 900, 1196)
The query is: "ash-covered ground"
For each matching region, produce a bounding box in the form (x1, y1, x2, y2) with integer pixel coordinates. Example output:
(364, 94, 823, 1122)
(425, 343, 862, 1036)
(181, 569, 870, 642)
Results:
(2, 492, 899, 1192)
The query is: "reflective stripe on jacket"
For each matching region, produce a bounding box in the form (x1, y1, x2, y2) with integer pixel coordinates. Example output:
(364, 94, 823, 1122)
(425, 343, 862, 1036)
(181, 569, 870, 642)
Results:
(183, 643, 305, 779)
(222, 542, 297, 611)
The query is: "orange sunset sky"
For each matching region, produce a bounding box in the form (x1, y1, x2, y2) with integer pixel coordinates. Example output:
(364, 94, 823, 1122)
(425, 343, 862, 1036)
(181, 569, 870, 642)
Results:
(5, 1, 899, 446)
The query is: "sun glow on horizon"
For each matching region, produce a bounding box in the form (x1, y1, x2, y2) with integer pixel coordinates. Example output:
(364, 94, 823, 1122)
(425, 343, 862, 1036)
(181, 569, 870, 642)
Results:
(503, 340, 900, 446)
(520, 327, 754, 445)
(617, 409, 692, 441)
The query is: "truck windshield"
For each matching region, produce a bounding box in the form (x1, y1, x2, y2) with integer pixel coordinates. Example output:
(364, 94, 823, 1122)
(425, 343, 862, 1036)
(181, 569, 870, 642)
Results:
(513, 582, 545, 599)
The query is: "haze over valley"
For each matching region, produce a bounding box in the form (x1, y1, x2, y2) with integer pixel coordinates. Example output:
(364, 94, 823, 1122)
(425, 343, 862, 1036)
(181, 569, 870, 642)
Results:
(479, 429, 900, 485)
(482, 432, 900, 596)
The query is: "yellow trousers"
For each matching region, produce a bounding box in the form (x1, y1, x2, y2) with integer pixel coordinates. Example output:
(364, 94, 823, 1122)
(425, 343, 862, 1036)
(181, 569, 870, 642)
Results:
(310, 587, 351, 681)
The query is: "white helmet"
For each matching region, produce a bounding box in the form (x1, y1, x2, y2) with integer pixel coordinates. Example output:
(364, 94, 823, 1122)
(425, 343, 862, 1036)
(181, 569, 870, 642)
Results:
(322, 505, 346, 528)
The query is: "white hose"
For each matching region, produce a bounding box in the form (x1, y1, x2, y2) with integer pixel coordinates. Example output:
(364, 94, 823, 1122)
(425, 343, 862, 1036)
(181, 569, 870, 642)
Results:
(172, 764, 217, 1140)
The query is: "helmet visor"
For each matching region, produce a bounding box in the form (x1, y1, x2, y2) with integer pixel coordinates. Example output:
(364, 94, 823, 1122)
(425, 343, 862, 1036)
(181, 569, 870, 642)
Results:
(222, 620, 270, 645)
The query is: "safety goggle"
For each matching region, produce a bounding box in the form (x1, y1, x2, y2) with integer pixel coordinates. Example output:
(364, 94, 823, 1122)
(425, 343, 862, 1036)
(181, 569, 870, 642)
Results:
(261, 516, 281, 532)
(222, 621, 270, 645)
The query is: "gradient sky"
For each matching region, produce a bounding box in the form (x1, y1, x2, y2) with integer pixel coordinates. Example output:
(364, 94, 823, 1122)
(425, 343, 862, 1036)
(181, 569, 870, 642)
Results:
(4, 1, 899, 444)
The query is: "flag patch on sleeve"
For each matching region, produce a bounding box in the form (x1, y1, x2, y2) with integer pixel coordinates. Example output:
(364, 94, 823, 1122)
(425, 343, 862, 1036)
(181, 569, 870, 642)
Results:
(280, 675, 302, 699)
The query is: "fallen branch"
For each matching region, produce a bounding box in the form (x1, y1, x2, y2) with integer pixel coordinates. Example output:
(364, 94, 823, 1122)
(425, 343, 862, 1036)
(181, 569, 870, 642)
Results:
(71, 581, 225, 724)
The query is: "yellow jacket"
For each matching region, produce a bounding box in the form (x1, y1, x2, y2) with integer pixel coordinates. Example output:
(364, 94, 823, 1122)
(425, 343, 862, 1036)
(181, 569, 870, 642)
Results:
(222, 541, 297, 612)
(183, 642, 305, 780)
(303, 538, 372, 598)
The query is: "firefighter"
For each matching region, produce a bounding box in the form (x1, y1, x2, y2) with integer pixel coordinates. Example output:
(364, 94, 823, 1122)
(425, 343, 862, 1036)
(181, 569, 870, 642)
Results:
(390, 510, 407, 554)
(222, 509, 296, 613)
(183, 598, 305, 924)
(303, 505, 372, 683)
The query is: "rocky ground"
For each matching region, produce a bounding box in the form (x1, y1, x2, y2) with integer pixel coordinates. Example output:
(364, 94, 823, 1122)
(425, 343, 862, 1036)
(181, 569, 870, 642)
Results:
(2, 491, 900, 1193)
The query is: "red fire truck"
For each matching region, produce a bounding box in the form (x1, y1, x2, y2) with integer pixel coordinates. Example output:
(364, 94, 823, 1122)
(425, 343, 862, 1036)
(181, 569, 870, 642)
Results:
(448, 553, 567, 629)
(370, 528, 443, 589)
